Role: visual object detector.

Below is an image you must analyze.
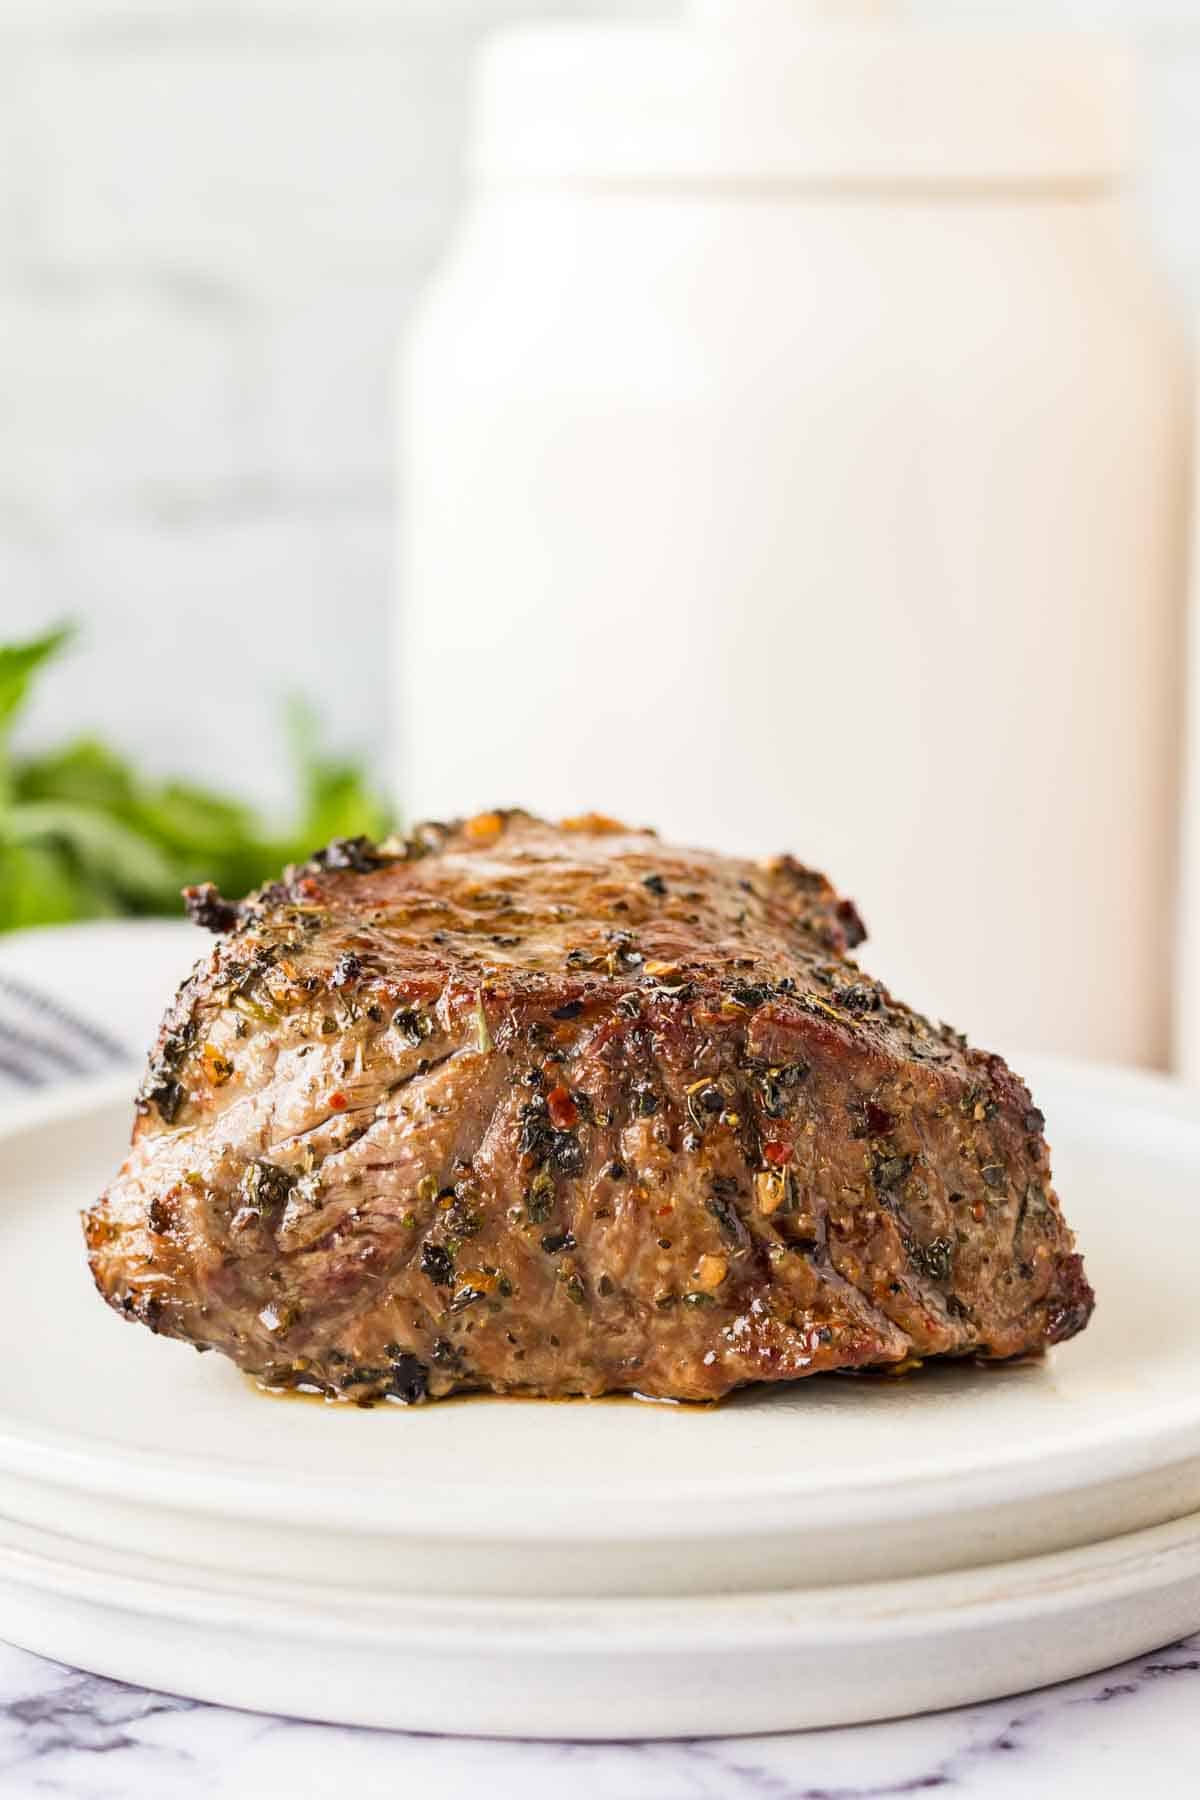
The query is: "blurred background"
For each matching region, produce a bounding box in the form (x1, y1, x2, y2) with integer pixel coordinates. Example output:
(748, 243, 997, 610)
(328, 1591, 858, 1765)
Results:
(3, 0, 1200, 1072)
(4, 0, 1200, 803)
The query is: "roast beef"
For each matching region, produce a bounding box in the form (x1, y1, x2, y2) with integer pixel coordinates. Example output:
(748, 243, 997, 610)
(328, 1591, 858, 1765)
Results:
(85, 811, 1093, 1404)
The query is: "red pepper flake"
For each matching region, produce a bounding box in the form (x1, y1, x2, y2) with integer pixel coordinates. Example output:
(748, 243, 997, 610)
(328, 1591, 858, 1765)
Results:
(655, 1203, 674, 1217)
(546, 1084, 579, 1130)
(762, 1140, 792, 1166)
(328, 1091, 348, 1111)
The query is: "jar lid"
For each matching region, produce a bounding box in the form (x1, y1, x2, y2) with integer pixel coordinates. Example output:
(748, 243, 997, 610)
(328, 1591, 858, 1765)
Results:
(471, 2, 1134, 189)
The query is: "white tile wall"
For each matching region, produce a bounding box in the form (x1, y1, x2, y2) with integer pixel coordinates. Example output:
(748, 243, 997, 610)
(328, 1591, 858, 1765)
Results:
(3, 0, 1199, 809)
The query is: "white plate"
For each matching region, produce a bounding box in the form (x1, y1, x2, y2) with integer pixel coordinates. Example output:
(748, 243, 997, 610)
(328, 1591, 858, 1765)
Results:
(2, 1507, 1200, 1738)
(1, 1058, 1199, 1733)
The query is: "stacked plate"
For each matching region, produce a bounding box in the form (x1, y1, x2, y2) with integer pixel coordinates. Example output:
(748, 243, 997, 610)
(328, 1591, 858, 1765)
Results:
(2, 1059, 1199, 1737)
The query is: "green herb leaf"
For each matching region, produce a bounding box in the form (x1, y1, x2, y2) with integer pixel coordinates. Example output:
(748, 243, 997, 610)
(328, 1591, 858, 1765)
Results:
(14, 738, 138, 816)
(0, 626, 395, 932)
(0, 624, 73, 735)
(0, 841, 103, 932)
(10, 801, 180, 905)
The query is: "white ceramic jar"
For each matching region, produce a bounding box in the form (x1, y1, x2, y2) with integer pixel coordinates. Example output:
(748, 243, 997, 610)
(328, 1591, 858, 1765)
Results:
(399, 2, 1192, 1065)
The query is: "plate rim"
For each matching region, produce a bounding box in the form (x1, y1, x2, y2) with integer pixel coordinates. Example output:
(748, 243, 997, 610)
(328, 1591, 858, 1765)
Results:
(3, 1502, 1200, 1647)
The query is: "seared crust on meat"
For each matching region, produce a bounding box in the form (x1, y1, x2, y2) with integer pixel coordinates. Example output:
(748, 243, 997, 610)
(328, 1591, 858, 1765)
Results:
(84, 810, 1092, 1404)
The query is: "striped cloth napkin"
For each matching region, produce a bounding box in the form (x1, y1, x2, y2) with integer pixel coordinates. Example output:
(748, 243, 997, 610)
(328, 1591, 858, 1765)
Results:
(0, 921, 198, 1104)
(0, 968, 130, 1091)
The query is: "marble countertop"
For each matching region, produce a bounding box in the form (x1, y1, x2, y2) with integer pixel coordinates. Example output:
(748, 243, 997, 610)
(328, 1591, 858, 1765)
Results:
(0, 1634, 1197, 1799)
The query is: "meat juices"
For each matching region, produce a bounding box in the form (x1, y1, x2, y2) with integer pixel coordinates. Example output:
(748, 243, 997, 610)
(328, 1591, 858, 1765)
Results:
(85, 811, 1093, 1404)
